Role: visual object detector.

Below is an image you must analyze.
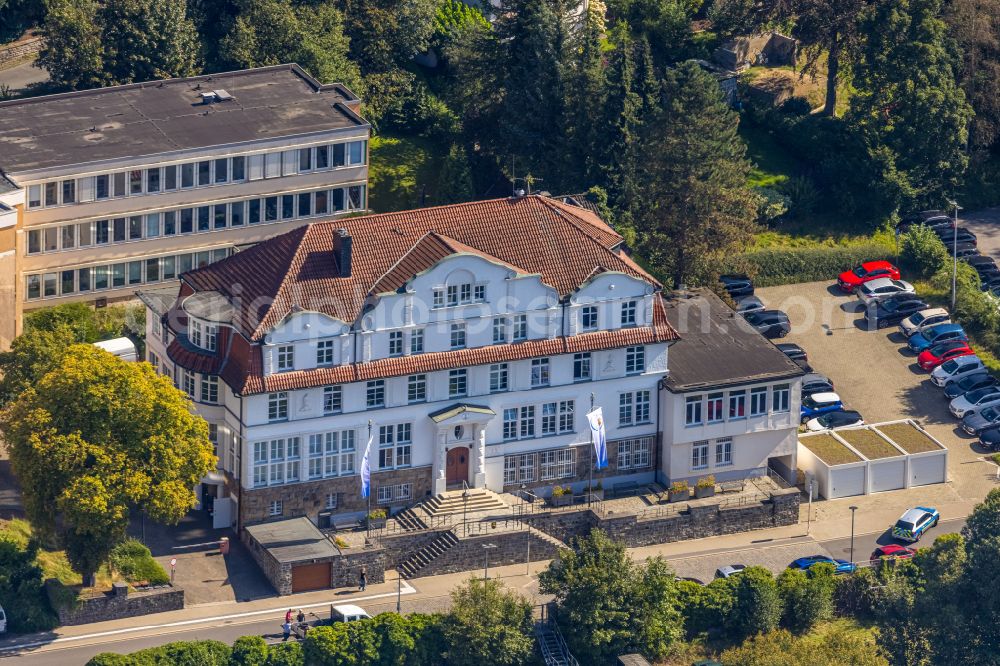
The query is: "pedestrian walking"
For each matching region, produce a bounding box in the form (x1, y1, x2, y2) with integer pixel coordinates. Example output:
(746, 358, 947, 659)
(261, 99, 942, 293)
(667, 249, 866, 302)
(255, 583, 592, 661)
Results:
(359, 567, 367, 592)
(282, 620, 292, 642)
(285, 608, 293, 623)
(296, 609, 305, 624)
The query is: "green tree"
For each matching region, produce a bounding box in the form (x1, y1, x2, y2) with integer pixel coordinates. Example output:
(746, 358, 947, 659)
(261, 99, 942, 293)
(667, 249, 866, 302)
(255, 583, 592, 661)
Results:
(37, 0, 107, 90)
(0, 535, 57, 633)
(900, 225, 949, 278)
(776, 564, 835, 634)
(607, 0, 698, 66)
(100, 0, 198, 84)
(229, 635, 269, 666)
(945, 0, 1000, 150)
(0, 345, 215, 585)
(24, 302, 143, 343)
(0, 326, 75, 406)
(266, 641, 303, 666)
(563, 0, 609, 187)
(436, 143, 475, 204)
(443, 578, 534, 666)
(600, 27, 644, 229)
(539, 529, 683, 663)
(633, 59, 759, 288)
(849, 0, 973, 210)
(721, 626, 888, 666)
(304, 620, 379, 665)
(727, 566, 782, 639)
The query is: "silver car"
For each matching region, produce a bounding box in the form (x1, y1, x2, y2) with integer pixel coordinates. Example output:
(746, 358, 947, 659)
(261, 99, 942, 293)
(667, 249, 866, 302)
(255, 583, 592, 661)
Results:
(950, 386, 1000, 419)
(857, 278, 916, 306)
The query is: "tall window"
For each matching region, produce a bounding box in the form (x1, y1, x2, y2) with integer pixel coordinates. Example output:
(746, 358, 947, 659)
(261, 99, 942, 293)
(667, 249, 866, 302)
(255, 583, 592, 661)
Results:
(450, 323, 467, 349)
(621, 300, 637, 326)
(772, 384, 790, 412)
(706, 392, 724, 423)
(692, 442, 709, 470)
(367, 380, 385, 408)
(252, 438, 300, 487)
(276, 345, 294, 372)
(617, 437, 652, 470)
(729, 391, 747, 419)
(520, 406, 535, 438)
(268, 392, 288, 421)
(492, 317, 507, 344)
(512, 314, 528, 341)
(200, 375, 219, 403)
(503, 453, 536, 485)
(379, 424, 412, 469)
(449, 369, 467, 397)
(573, 353, 591, 381)
(503, 408, 518, 441)
(685, 395, 703, 426)
(408, 374, 427, 403)
(190, 320, 203, 348)
(388, 331, 404, 356)
(582, 306, 598, 331)
(540, 449, 576, 480)
(410, 329, 424, 354)
(182, 370, 196, 398)
(317, 340, 334, 365)
(620, 391, 651, 425)
(323, 385, 342, 414)
(531, 358, 550, 387)
(490, 363, 509, 392)
(750, 387, 768, 416)
(625, 346, 645, 375)
(715, 437, 733, 466)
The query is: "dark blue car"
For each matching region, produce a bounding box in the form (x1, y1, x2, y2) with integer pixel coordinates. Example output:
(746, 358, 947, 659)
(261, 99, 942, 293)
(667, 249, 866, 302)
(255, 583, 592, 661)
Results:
(908, 323, 967, 353)
(789, 555, 857, 575)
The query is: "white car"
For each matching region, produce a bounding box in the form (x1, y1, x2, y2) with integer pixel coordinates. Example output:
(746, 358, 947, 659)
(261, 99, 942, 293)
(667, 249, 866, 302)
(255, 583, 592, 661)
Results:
(931, 355, 985, 387)
(857, 278, 916, 306)
(900, 307, 951, 338)
(715, 564, 746, 579)
(949, 387, 1000, 418)
(0, 605, 5, 633)
(331, 604, 371, 623)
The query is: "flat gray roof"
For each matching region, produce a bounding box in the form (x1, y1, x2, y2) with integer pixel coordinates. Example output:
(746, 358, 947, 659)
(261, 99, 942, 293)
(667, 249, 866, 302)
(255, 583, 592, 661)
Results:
(245, 516, 339, 564)
(0, 64, 367, 174)
(663, 288, 804, 392)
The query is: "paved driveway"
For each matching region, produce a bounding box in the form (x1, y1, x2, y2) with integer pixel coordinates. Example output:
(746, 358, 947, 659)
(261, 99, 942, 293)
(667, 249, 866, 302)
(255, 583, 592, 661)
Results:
(959, 207, 1000, 261)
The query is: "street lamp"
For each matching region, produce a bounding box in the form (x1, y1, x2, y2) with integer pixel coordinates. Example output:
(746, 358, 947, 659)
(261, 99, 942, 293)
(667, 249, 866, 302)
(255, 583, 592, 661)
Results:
(462, 488, 468, 538)
(949, 200, 962, 311)
(849, 505, 858, 566)
(483, 543, 497, 580)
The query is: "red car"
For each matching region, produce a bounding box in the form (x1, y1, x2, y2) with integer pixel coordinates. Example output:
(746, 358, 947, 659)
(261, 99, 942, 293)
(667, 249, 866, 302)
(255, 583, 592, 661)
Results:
(837, 261, 901, 293)
(870, 544, 916, 564)
(918, 341, 975, 370)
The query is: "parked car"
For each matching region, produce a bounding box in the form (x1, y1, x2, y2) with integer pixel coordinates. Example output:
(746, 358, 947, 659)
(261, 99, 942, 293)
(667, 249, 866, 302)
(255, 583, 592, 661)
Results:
(801, 392, 844, 422)
(735, 295, 765, 314)
(837, 261, 901, 293)
(944, 371, 997, 399)
(743, 310, 791, 338)
(864, 298, 928, 329)
(949, 385, 1000, 418)
(982, 275, 1000, 293)
(788, 555, 857, 575)
(900, 307, 951, 338)
(870, 544, 917, 564)
(858, 278, 915, 306)
(331, 605, 371, 623)
(974, 264, 1000, 281)
(979, 426, 1000, 451)
(775, 343, 810, 369)
(720, 274, 754, 299)
(0, 605, 5, 634)
(935, 226, 978, 247)
(918, 341, 975, 370)
(714, 564, 747, 579)
(802, 373, 836, 397)
(892, 507, 940, 542)
(805, 409, 864, 431)
(965, 254, 998, 270)
(908, 323, 968, 353)
(954, 243, 980, 259)
(931, 355, 985, 387)
(899, 210, 952, 232)
(962, 404, 1000, 435)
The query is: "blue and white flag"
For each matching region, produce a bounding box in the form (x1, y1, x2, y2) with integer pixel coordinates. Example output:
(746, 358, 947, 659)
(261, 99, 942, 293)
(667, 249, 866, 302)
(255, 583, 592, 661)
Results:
(360, 428, 373, 498)
(587, 407, 608, 470)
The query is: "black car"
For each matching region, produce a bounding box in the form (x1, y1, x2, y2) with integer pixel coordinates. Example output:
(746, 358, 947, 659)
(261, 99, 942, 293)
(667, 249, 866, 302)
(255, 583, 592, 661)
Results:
(954, 243, 980, 259)
(899, 210, 952, 232)
(802, 372, 835, 396)
(776, 343, 811, 371)
(735, 295, 765, 314)
(865, 298, 929, 329)
(965, 255, 998, 270)
(980, 427, 1000, 451)
(720, 274, 754, 299)
(808, 409, 864, 429)
(935, 227, 978, 247)
(976, 265, 1000, 281)
(944, 371, 997, 399)
(982, 275, 1000, 292)
(743, 310, 790, 338)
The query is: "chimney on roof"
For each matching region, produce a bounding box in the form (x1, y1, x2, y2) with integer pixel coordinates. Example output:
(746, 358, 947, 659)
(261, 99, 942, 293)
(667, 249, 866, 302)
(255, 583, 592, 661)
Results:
(336, 228, 352, 277)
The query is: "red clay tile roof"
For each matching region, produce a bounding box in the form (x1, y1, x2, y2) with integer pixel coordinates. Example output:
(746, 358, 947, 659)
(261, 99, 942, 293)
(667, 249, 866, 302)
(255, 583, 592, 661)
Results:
(181, 195, 659, 341)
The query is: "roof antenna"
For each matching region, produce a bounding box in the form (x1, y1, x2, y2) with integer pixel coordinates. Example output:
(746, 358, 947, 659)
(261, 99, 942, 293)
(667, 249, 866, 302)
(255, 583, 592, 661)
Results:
(512, 174, 540, 198)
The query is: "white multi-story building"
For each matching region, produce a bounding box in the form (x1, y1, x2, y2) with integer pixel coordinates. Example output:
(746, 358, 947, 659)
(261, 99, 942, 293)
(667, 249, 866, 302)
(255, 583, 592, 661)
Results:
(659, 289, 804, 484)
(140, 195, 678, 528)
(0, 64, 368, 348)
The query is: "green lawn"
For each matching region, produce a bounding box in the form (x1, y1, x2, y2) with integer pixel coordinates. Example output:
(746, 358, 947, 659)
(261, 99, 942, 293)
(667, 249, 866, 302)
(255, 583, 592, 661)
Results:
(739, 119, 802, 190)
(368, 133, 447, 213)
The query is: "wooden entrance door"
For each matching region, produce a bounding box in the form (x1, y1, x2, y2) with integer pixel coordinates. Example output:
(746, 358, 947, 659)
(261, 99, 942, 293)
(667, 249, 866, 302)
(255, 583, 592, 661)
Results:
(446, 447, 469, 485)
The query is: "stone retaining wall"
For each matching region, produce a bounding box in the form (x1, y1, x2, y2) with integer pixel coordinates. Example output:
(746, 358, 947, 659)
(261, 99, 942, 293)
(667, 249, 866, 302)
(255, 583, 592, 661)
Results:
(414, 530, 562, 578)
(47, 583, 184, 626)
(0, 37, 41, 68)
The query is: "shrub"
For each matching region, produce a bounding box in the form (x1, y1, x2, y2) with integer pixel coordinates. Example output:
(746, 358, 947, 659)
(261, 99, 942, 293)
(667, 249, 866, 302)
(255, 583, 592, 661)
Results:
(900, 225, 949, 279)
(108, 539, 170, 586)
(89, 640, 232, 666)
(696, 476, 715, 489)
(726, 566, 782, 639)
(0, 534, 58, 633)
(755, 187, 791, 223)
(779, 96, 813, 116)
(779, 175, 820, 217)
(676, 578, 734, 636)
(265, 641, 303, 666)
(230, 636, 269, 666)
(741, 243, 894, 286)
(368, 509, 387, 521)
(777, 565, 835, 633)
(670, 480, 689, 493)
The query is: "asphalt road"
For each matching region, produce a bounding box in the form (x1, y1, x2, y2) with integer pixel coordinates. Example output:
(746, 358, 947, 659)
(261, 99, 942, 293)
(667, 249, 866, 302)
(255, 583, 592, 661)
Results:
(819, 516, 966, 563)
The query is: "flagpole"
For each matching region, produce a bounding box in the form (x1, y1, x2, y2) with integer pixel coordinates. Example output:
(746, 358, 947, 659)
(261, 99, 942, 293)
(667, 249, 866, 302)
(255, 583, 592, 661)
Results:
(589, 392, 595, 508)
(366, 420, 372, 538)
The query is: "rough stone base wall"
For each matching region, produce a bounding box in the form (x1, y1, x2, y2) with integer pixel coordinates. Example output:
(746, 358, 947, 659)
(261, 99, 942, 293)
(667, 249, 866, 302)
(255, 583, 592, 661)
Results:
(414, 530, 562, 579)
(378, 529, 452, 569)
(0, 37, 41, 68)
(524, 509, 598, 545)
(47, 583, 184, 625)
(333, 548, 387, 589)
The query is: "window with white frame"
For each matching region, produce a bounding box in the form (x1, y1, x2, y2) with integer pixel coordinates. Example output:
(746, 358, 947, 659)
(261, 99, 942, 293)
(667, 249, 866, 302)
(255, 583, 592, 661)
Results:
(323, 385, 342, 414)
(692, 441, 709, 470)
(582, 305, 598, 331)
(433, 289, 444, 308)
(492, 317, 506, 344)
(531, 358, 550, 387)
(200, 374, 219, 403)
(367, 380, 385, 407)
(772, 384, 790, 412)
(750, 387, 768, 416)
(512, 314, 527, 341)
(729, 391, 746, 419)
(377, 485, 393, 504)
(252, 437, 300, 487)
(490, 363, 509, 392)
(503, 453, 536, 485)
(190, 319, 203, 348)
(376, 483, 412, 505)
(450, 323, 466, 349)
(269, 500, 283, 516)
(573, 353, 591, 381)
(268, 392, 288, 421)
(276, 345, 294, 371)
(379, 424, 412, 469)
(503, 408, 518, 441)
(388, 331, 404, 356)
(541, 401, 574, 435)
(619, 391, 651, 425)
(621, 300, 637, 326)
(325, 493, 338, 509)
(408, 374, 427, 402)
(308, 430, 355, 479)
(715, 437, 733, 466)
(317, 340, 334, 365)
(685, 395, 703, 426)
(540, 449, 576, 480)
(410, 329, 424, 354)
(707, 392, 724, 423)
(625, 346, 645, 375)
(449, 369, 467, 397)
(182, 370, 196, 398)
(617, 436, 652, 470)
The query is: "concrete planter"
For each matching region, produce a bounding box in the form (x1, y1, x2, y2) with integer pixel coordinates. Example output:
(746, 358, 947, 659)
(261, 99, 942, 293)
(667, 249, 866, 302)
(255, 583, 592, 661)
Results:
(668, 489, 690, 503)
(550, 494, 573, 507)
(368, 518, 387, 530)
(588, 489, 605, 501)
(695, 486, 716, 499)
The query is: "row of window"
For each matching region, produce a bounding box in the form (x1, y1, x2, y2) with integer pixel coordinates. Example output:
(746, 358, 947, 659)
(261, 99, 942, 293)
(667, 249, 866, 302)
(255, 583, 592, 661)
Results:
(26, 184, 366, 255)
(691, 437, 733, 470)
(25, 247, 231, 301)
(501, 436, 653, 485)
(26, 141, 368, 210)
(684, 385, 791, 426)
(502, 400, 576, 441)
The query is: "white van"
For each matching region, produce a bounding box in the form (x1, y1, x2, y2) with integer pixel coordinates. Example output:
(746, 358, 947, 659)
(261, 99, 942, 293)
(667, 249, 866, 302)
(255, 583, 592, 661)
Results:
(92, 337, 138, 362)
(330, 604, 370, 623)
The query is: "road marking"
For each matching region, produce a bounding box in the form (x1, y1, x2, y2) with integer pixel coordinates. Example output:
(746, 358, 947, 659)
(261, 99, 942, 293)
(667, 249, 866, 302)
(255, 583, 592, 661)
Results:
(0, 580, 418, 655)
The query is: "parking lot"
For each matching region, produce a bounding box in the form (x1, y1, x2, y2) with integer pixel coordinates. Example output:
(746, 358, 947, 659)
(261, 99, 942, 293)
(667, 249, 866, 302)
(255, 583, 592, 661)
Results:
(757, 281, 999, 523)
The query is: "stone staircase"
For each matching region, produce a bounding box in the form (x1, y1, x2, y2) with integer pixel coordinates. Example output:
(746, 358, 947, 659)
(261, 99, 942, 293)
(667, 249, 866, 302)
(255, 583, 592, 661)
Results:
(392, 507, 428, 532)
(529, 526, 568, 551)
(397, 530, 460, 579)
(421, 488, 509, 519)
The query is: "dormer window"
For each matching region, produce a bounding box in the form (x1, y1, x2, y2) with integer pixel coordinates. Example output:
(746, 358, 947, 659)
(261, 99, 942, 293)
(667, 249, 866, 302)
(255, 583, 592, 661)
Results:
(189, 318, 217, 352)
(433, 282, 487, 308)
(276, 345, 294, 372)
(621, 300, 637, 326)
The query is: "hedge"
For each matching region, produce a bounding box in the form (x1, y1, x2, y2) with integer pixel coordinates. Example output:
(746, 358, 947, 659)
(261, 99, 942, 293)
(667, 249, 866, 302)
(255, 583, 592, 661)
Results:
(741, 243, 895, 287)
(108, 539, 170, 586)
